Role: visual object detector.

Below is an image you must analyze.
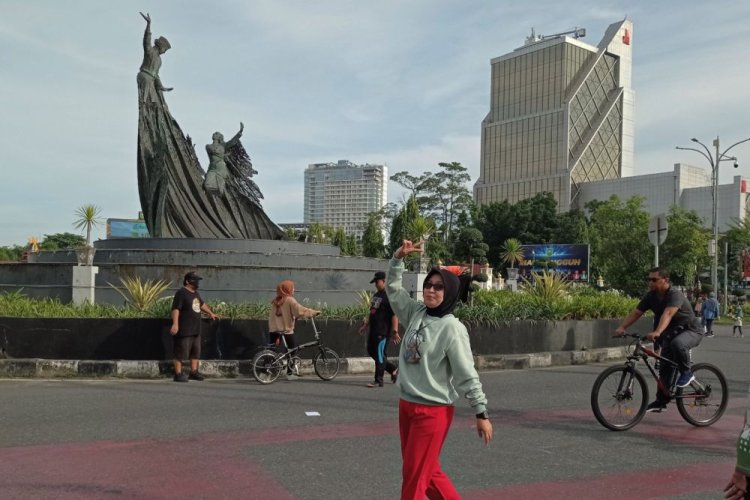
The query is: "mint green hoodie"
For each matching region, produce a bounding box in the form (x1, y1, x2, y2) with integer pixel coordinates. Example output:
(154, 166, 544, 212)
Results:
(387, 258, 488, 414)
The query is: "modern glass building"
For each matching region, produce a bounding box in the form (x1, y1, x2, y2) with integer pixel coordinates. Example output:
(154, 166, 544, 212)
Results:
(303, 160, 388, 238)
(474, 19, 634, 211)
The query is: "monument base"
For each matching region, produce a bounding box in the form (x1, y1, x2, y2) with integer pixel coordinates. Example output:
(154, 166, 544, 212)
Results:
(3, 238, 388, 306)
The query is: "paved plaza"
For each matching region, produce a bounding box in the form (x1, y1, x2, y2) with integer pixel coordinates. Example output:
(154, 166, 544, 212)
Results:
(0, 325, 747, 499)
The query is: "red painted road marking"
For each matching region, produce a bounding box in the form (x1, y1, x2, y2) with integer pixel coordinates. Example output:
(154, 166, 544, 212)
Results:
(0, 400, 742, 498)
(462, 460, 734, 499)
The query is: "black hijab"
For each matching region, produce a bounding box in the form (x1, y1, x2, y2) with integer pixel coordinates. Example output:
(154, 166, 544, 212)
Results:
(423, 267, 461, 318)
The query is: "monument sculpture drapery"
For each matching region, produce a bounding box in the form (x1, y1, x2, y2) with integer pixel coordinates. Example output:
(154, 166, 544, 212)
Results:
(136, 13, 284, 239)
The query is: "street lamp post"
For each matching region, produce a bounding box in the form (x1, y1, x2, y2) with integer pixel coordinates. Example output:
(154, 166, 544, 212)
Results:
(676, 136, 750, 293)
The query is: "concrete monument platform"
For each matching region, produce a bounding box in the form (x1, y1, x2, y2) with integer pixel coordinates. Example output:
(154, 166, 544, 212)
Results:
(3, 238, 388, 306)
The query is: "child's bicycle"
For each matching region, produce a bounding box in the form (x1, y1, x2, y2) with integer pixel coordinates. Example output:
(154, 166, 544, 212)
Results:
(251, 317, 341, 384)
(590, 332, 728, 431)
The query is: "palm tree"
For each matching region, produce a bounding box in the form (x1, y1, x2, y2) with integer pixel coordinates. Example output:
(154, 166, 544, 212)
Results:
(73, 204, 104, 247)
(499, 238, 524, 269)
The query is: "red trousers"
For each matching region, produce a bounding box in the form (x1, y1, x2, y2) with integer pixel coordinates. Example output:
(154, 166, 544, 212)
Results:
(399, 399, 460, 500)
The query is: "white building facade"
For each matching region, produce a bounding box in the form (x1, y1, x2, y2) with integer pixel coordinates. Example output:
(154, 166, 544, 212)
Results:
(303, 160, 388, 238)
(577, 163, 749, 231)
(474, 19, 635, 212)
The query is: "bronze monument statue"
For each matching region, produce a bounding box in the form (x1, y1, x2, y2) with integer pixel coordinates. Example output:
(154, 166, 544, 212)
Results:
(136, 13, 283, 239)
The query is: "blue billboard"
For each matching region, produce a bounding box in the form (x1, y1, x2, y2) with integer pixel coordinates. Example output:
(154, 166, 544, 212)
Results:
(106, 219, 150, 238)
(517, 244, 590, 282)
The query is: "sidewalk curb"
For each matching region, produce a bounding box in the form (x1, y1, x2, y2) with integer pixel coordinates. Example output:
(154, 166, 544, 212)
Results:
(0, 346, 629, 379)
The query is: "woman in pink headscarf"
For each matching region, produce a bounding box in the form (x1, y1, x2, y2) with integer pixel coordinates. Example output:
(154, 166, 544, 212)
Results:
(267, 280, 320, 380)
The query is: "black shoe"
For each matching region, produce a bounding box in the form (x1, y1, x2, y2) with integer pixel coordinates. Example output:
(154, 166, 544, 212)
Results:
(391, 368, 398, 384)
(706, 331, 715, 338)
(188, 371, 205, 381)
(646, 400, 667, 413)
(173, 372, 189, 382)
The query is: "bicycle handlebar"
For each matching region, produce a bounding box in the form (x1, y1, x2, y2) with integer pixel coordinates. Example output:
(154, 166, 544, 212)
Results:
(612, 333, 647, 340)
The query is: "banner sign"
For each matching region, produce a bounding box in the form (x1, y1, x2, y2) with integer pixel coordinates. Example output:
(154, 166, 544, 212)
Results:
(517, 244, 591, 282)
(106, 219, 150, 239)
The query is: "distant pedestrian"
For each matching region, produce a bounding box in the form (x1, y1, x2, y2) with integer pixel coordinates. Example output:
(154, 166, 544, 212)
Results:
(702, 291, 721, 337)
(268, 280, 320, 380)
(694, 295, 705, 317)
(733, 303, 744, 338)
(358, 271, 401, 388)
(170, 272, 219, 382)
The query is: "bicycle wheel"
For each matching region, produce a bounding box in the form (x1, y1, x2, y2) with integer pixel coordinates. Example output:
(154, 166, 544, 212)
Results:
(313, 347, 341, 381)
(252, 349, 282, 384)
(591, 365, 648, 431)
(676, 362, 728, 427)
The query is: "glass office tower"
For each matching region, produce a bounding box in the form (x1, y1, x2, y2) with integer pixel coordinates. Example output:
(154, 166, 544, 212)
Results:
(474, 19, 634, 211)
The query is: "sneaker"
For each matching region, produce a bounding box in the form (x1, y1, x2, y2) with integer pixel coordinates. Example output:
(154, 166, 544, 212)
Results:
(188, 371, 205, 381)
(391, 368, 399, 384)
(706, 331, 715, 338)
(646, 400, 667, 413)
(173, 372, 189, 382)
(286, 374, 300, 381)
(676, 371, 695, 388)
(366, 382, 384, 388)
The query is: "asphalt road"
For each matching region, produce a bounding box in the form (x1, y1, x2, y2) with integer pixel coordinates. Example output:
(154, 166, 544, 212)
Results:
(1, 324, 748, 499)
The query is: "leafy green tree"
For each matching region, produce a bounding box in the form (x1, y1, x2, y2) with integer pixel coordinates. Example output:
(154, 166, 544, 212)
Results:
(511, 193, 558, 243)
(39, 232, 86, 250)
(361, 213, 385, 258)
(586, 195, 652, 296)
(454, 227, 489, 267)
(0, 245, 25, 261)
(308, 223, 330, 244)
(390, 171, 432, 199)
(723, 218, 750, 286)
(473, 200, 515, 268)
(419, 162, 473, 244)
(388, 195, 422, 255)
(660, 206, 710, 287)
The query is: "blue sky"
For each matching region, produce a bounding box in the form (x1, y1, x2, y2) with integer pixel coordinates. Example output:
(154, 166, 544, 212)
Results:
(1, 1, 749, 246)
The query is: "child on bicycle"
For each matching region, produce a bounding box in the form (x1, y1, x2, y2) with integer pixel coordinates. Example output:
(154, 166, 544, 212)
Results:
(615, 267, 704, 413)
(268, 280, 321, 380)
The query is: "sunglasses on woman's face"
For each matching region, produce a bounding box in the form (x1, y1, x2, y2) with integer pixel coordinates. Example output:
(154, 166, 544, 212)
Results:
(423, 281, 445, 291)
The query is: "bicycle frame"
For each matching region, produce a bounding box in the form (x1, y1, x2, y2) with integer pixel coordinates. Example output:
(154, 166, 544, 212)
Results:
(267, 317, 326, 363)
(623, 334, 708, 401)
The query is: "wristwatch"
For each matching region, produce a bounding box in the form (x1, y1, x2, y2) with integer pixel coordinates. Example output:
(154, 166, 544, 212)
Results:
(475, 411, 489, 420)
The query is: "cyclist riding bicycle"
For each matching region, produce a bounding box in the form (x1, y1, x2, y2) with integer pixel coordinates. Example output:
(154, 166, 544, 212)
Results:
(614, 267, 704, 413)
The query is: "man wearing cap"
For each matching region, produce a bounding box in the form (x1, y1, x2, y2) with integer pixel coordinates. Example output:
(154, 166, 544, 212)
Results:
(358, 271, 401, 387)
(170, 272, 219, 382)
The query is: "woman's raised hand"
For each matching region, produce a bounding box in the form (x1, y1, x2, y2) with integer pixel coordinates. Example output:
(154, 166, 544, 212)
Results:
(140, 12, 151, 24)
(394, 239, 424, 259)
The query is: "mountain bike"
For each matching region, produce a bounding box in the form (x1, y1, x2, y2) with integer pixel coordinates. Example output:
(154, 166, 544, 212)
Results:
(590, 333, 727, 431)
(251, 317, 341, 384)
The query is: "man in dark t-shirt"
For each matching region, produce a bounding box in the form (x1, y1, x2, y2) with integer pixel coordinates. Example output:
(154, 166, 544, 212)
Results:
(359, 271, 401, 387)
(170, 271, 219, 382)
(615, 267, 703, 412)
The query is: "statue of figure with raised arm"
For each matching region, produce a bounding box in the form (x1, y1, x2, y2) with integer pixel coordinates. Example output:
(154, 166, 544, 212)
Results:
(135, 13, 283, 240)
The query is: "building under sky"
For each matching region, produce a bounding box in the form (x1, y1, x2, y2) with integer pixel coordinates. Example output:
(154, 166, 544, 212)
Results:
(474, 18, 634, 212)
(303, 160, 388, 238)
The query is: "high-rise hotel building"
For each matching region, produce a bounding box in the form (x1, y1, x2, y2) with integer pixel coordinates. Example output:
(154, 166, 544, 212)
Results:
(473, 19, 634, 211)
(303, 160, 388, 238)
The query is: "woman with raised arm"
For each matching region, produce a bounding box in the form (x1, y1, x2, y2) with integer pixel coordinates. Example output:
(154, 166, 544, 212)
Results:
(137, 12, 172, 105)
(388, 239, 493, 500)
(204, 123, 244, 196)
